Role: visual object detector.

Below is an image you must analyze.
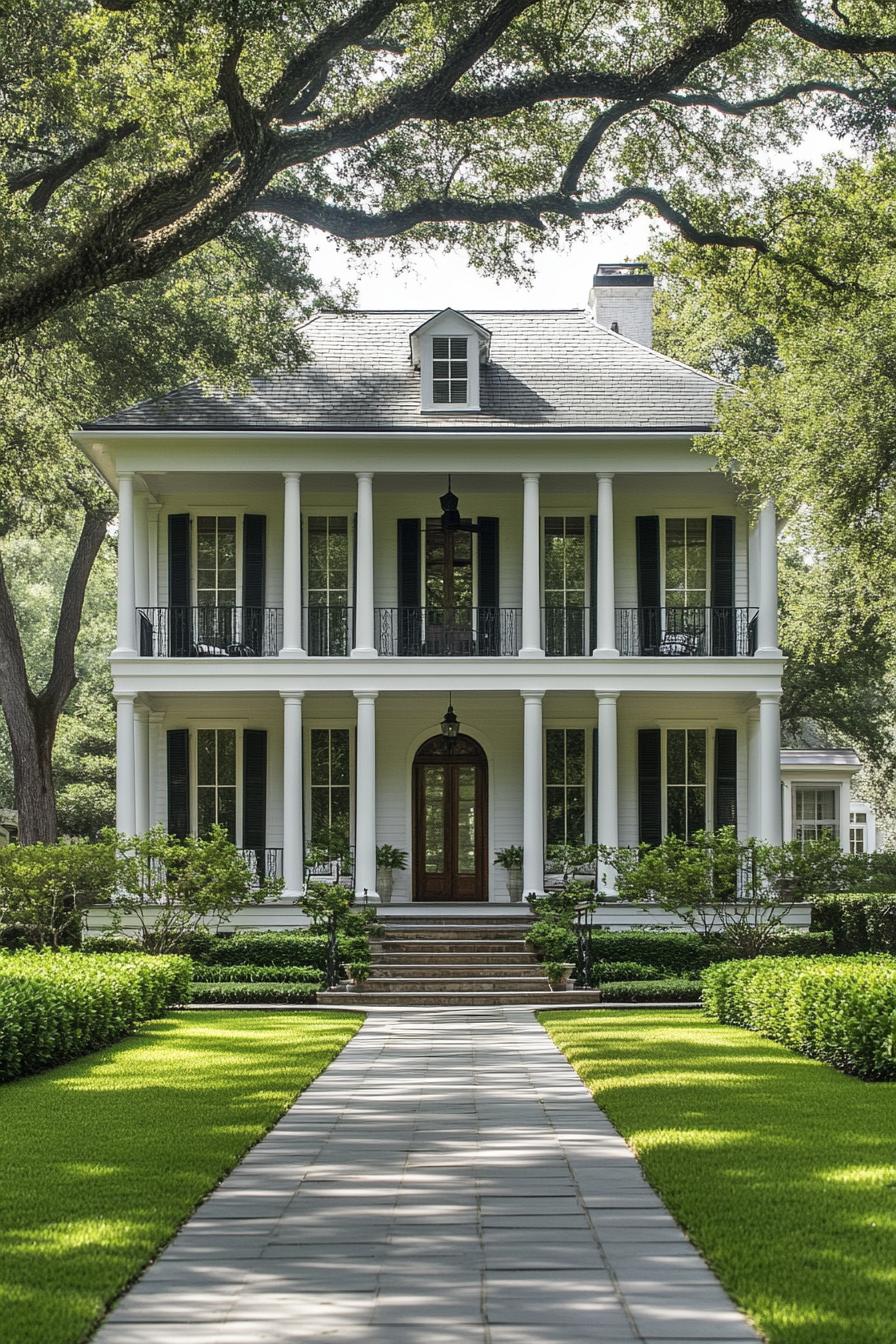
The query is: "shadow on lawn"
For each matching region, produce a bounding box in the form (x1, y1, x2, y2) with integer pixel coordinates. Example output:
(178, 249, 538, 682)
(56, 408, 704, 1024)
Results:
(541, 1010, 896, 1344)
(0, 1011, 360, 1344)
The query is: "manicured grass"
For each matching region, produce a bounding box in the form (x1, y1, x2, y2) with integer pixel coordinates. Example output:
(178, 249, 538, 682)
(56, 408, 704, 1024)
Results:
(540, 1009, 896, 1344)
(0, 1010, 362, 1344)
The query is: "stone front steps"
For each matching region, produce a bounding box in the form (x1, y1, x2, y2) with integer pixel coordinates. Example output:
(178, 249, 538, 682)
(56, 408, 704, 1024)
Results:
(317, 911, 603, 1007)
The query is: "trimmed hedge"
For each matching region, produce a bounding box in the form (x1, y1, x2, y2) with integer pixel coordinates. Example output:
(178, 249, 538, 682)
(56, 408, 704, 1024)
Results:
(0, 950, 191, 1081)
(600, 977, 700, 1002)
(701, 955, 896, 1080)
(187, 981, 318, 1004)
(589, 928, 833, 974)
(201, 931, 367, 970)
(812, 894, 896, 954)
(592, 959, 666, 982)
(189, 963, 322, 986)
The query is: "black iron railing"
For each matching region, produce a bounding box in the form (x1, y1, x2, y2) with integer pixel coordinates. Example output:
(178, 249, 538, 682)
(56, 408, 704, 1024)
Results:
(238, 847, 283, 887)
(304, 605, 352, 657)
(615, 606, 758, 657)
(574, 902, 599, 989)
(304, 847, 355, 885)
(137, 606, 283, 657)
(542, 606, 591, 656)
(374, 607, 522, 656)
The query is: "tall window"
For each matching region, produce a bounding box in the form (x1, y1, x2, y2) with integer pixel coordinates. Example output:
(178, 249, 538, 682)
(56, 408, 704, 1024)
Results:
(544, 517, 586, 655)
(666, 728, 706, 840)
(196, 516, 237, 607)
(196, 728, 237, 841)
(432, 336, 468, 404)
(309, 728, 351, 846)
(794, 787, 837, 845)
(850, 810, 868, 854)
(664, 518, 707, 611)
(307, 516, 349, 655)
(546, 729, 586, 845)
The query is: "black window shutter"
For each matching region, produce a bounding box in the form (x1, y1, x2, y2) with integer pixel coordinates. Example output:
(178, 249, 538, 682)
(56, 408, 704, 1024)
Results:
(591, 725, 599, 843)
(167, 728, 190, 838)
(589, 515, 598, 653)
(242, 729, 267, 854)
(397, 518, 421, 654)
(714, 728, 738, 832)
(638, 727, 662, 847)
(635, 516, 660, 654)
(711, 516, 736, 656)
(477, 518, 499, 654)
(168, 513, 191, 656)
(243, 514, 266, 653)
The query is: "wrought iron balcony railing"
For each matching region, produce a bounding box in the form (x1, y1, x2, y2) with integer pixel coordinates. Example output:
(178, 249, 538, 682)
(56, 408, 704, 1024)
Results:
(137, 606, 283, 657)
(374, 606, 522, 657)
(615, 606, 758, 657)
(304, 605, 353, 657)
(238, 847, 284, 886)
(542, 606, 591, 656)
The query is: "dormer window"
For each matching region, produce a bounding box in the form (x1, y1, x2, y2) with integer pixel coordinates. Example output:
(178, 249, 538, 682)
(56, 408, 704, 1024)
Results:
(410, 309, 491, 413)
(432, 336, 468, 405)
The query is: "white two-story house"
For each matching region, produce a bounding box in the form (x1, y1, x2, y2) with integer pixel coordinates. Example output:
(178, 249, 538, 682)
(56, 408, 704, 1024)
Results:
(75, 262, 786, 905)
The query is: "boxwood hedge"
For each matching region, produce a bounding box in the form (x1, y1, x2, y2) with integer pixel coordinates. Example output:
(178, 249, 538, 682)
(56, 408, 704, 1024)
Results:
(187, 981, 319, 1004)
(0, 950, 191, 1081)
(701, 955, 896, 1080)
(812, 894, 896, 954)
(589, 928, 832, 974)
(189, 963, 322, 986)
(599, 977, 701, 1002)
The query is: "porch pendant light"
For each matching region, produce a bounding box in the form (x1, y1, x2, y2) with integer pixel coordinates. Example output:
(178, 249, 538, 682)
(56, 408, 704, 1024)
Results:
(441, 701, 460, 741)
(439, 476, 478, 533)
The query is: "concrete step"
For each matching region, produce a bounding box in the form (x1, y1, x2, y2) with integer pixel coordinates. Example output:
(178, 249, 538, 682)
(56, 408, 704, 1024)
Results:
(372, 954, 541, 969)
(375, 922, 532, 936)
(373, 938, 532, 954)
(361, 975, 552, 993)
(317, 989, 603, 1007)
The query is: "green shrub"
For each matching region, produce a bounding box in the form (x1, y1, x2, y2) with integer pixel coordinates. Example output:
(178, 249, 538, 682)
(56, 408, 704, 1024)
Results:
(812, 894, 896, 954)
(189, 963, 322, 985)
(592, 959, 666, 982)
(527, 921, 575, 962)
(81, 935, 143, 954)
(701, 955, 896, 1080)
(187, 981, 318, 1004)
(600, 977, 700, 1002)
(588, 928, 832, 975)
(0, 950, 190, 1081)
(204, 932, 328, 968)
(0, 839, 117, 949)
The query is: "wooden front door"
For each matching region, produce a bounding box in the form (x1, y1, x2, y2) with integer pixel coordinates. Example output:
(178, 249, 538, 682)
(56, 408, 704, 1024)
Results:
(424, 518, 474, 654)
(413, 734, 487, 901)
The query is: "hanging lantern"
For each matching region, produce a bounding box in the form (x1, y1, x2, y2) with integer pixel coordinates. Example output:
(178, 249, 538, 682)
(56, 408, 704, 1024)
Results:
(439, 476, 477, 533)
(440, 701, 460, 741)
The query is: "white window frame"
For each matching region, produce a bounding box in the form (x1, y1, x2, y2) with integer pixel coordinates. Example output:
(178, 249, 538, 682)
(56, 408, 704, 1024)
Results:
(849, 809, 868, 855)
(420, 332, 480, 412)
(660, 511, 711, 613)
(540, 513, 590, 608)
(544, 722, 594, 844)
(302, 509, 354, 610)
(793, 784, 839, 846)
(191, 507, 245, 608)
(190, 722, 246, 846)
(304, 722, 355, 848)
(658, 722, 716, 840)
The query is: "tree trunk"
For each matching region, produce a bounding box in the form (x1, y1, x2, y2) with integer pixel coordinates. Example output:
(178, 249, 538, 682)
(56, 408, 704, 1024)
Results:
(0, 511, 111, 844)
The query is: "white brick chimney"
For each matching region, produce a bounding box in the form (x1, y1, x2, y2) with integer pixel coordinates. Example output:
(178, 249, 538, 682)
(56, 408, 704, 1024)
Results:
(587, 262, 654, 347)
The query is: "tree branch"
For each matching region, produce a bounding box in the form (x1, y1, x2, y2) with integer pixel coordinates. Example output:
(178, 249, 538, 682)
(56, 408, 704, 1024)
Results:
(560, 101, 644, 196)
(41, 509, 112, 717)
(6, 122, 140, 213)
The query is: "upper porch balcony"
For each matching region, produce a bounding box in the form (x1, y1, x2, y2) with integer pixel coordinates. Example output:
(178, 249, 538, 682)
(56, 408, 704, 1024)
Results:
(115, 469, 781, 664)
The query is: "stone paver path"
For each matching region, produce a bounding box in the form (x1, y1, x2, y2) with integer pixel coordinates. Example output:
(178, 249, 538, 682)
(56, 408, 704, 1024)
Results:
(93, 1009, 761, 1344)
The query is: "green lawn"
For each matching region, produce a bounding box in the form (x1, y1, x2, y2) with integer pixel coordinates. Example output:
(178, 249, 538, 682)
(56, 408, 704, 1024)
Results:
(540, 1009, 896, 1344)
(0, 1010, 363, 1344)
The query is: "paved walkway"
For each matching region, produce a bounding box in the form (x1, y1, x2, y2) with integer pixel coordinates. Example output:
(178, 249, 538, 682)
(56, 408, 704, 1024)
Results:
(93, 1009, 761, 1344)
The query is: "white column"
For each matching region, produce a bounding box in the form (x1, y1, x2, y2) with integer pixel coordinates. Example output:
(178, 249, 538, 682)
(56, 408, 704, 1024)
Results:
(281, 693, 304, 897)
(522, 691, 545, 895)
(594, 474, 618, 656)
(839, 779, 852, 854)
(354, 692, 378, 897)
(746, 706, 760, 838)
(134, 704, 150, 835)
(758, 692, 783, 844)
(134, 494, 149, 611)
(146, 503, 160, 608)
(520, 473, 544, 657)
(115, 691, 137, 835)
(352, 472, 377, 657)
(115, 473, 137, 655)
(756, 501, 781, 656)
(281, 472, 305, 656)
(596, 693, 619, 893)
(148, 711, 165, 828)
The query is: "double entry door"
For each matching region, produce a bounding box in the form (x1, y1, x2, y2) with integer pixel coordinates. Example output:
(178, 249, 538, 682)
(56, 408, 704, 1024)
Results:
(412, 734, 487, 900)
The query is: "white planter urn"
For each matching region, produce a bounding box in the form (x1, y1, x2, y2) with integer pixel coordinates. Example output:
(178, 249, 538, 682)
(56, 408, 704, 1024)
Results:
(376, 867, 394, 903)
(505, 865, 523, 902)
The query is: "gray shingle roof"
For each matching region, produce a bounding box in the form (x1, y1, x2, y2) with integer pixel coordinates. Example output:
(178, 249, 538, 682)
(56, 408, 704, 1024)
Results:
(84, 309, 724, 432)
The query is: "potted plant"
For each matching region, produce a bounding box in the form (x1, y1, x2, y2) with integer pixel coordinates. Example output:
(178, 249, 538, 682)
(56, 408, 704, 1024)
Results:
(544, 960, 575, 991)
(375, 844, 407, 903)
(494, 845, 524, 902)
